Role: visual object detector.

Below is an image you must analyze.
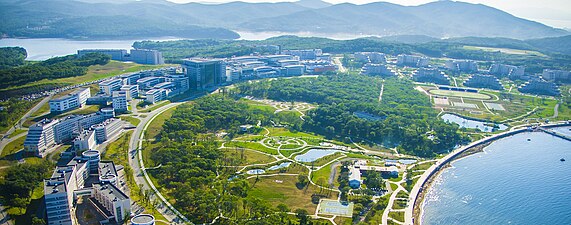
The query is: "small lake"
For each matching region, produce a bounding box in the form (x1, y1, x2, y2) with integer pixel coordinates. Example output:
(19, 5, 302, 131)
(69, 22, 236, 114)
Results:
(268, 162, 291, 170)
(246, 169, 265, 175)
(295, 149, 339, 162)
(441, 113, 508, 132)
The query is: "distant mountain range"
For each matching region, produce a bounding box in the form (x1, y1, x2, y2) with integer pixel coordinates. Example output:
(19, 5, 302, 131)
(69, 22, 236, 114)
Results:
(0, 0, 568, 40)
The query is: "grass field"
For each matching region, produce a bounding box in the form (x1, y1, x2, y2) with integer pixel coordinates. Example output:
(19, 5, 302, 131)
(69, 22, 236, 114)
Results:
(102, 131, 132, 163)
(0, 61, 169, 91)
(389, 211, 405, 222)
(463, 45, 546, 57)
(8, 129, 26, 138)
(222, 149, 275, 165)
(0, 136, 26, 158)
(146, 106, 177, 139)
(429, 89, 492, 100)
(248, 175, 337, 214)
(225, 141, 279, 155)
(311, 162, 339, 188)
(120, 116, 141, 126)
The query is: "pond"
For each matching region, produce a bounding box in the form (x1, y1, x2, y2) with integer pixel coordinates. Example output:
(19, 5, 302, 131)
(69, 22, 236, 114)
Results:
(267, 162, 291, 170)
(441, 113, 508, 132)
(294, 149, 339, 162)
(246, 169, 265, 175)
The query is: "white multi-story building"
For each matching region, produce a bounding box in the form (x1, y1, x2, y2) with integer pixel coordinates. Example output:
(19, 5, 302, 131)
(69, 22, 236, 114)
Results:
(445, 60, 478, 73)
(542, 69, 570, 82)
(128, 49, 164, 65)
(355, 52, 386, 64)
(282, 49, 322, 60)
(489, 64, 525, 79)
(361, 63, 396, 77)
(54, 115, 83, 143)
(92, 183, 131, 223)
(112, 91, 128, 112)
(397, 54, 429, 67)
(24, 119, 59, 157)
(99, 79, 123, 95)
(49, 88, 91, 113)
(73, 130, 96, 151)
(413, 68, 450, 85)
(145, 89, 167, 104)
(44, 152, 130, 225)
(120, 85, 139, 100)
(77, 49, 127, 61)
(137, 77, 164, 90)
(165, 75, 190, 92)
(44, 162, 88, 225)
(93, 118, 122, 143)
(120, 73, 141, 85)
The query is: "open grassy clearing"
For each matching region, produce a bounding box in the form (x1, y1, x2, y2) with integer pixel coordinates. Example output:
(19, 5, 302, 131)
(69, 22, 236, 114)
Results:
(120, 116, 141, 126)
(389, 211, 405, 222)
(0, 135, 26, 157)
(8, 129, 26, 138)
(311, 162, 339, 188)
(462, 45, 546, 57)
(146, 106, 177, 139)
(429, 89, 492, 100)
(0, 61, 169, 91)
(248, 175, 338, 214)
(222, 149, 275, 165)
(138, 100, 171, 113)
(225, 141, 279, 155)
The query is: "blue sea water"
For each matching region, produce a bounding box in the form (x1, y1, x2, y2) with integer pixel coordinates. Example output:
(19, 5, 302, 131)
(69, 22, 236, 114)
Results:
(422, 130, 571, 225)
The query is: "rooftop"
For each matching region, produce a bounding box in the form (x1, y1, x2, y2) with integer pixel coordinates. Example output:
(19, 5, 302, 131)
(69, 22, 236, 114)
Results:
(92, 183, 129, 201)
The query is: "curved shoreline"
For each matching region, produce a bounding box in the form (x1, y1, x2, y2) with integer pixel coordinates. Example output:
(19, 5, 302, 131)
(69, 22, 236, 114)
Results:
(405, 122, 571, 225)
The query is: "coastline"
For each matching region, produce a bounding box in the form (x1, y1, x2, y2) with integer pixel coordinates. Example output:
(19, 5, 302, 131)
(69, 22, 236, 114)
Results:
(406, 122, 571, 225)
(412, 142, 491, 225)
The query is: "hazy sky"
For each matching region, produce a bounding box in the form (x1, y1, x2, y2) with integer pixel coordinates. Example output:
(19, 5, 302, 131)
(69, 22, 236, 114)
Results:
(167, 0, 571, 29)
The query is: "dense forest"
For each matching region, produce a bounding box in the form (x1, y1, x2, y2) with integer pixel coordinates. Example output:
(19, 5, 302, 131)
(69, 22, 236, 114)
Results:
(237, 75, 468, 157)
(150, 95, 326, 224)
(0, 160, 53, 224)
(0, 53, 110, 90)
(0, 98, 39, 133)
(0, 47, 27, 69)
(134, 36, 571, 73)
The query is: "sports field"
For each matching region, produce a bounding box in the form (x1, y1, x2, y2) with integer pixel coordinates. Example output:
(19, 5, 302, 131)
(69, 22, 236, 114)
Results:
(463, 45, 546, 57)
(429, 89, 491, 100)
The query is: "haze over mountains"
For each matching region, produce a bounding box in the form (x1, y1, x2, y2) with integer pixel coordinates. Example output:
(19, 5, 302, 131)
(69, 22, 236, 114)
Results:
(0, 0, 568, 40)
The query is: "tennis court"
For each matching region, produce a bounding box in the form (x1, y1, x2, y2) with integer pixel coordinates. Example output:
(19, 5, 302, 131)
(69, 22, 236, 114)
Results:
(317, 199, 354, 217)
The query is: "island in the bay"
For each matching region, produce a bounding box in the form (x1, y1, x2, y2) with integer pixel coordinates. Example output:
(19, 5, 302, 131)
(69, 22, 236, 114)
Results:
(0, 0, 570, 225)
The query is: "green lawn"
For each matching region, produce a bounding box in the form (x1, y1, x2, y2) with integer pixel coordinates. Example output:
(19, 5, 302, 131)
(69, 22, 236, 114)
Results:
(8, 129, 26, 138)
(225, 141, 279, 155)
(311, 162, 339, 188)
(1, 136, 26, 158)
(29, 100, 51, 118)
(248, 175, 337, 214)
(222, 149, 275, 165)
(139, 100, 171, 113)
(102, 131, 132, 162)
(145, 106, 177, 139)
(462, 45, 546, 57)
(389, 211, 405, 223)
(120, 116, 141, 126)
(390, 183, 399, 192)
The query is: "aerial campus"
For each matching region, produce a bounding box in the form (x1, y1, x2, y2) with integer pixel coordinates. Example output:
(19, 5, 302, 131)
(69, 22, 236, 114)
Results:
(0, 39, 570, 225)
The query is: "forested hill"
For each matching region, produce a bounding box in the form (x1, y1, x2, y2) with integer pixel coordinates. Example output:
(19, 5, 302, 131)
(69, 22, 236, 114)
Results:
(1, 0, 567, 40)
(0, 51, 110, 90)
(238, 75, 468, 157)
